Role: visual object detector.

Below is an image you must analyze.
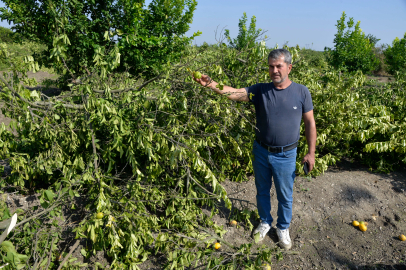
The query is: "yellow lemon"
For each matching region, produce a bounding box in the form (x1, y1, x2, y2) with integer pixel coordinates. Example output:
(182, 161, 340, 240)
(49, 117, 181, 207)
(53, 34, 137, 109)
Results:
(399, 234, 406, 241)
(214, 242, 221, 250)
(359, 224, 367, 232)
(229, 220, 237, 227)
(261, 263, 271, 270)
(352, 220, 360, 227)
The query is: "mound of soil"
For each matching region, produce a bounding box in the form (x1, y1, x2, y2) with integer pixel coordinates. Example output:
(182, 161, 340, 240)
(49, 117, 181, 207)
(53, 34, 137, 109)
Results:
(214, 162, 406, 270)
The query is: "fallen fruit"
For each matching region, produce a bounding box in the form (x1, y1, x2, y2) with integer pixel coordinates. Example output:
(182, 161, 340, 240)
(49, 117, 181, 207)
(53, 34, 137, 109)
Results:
(261, 263, 271, 270)
(359, 221, 365, 225)
(56, 253, 63, 261)
(214, 242, 221, 250)
(193, 71, 202, 79)
(352, 220, 360, 227)
(359, 224, 367, 232)
(96, 212, 104, 219)
(399, 234, 406, 241)
(229, 220, 237, 227)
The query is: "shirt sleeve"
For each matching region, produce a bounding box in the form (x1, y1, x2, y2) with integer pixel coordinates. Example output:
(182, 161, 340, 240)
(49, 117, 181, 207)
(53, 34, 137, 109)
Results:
(245, 84, 260, 105)
(302, 86, 314, 113)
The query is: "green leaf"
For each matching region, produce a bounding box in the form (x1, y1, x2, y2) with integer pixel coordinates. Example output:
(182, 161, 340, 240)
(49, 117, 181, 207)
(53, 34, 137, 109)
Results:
(45, 190, 55, 202)
(254, 232, 260, 244)
(80, 248, 88, 257)
(1, 241, 16, 253)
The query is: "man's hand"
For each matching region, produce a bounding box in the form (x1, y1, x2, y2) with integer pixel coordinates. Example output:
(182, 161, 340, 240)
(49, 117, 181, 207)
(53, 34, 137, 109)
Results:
(193, 74, 215, 88)
(302, 110, 317, 173)
(302, 153, 315, 172)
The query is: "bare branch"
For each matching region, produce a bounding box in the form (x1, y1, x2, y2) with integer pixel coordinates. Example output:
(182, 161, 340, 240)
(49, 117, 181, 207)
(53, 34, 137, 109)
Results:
(92, 73, 162, 94)
(56, 240, 80, 270)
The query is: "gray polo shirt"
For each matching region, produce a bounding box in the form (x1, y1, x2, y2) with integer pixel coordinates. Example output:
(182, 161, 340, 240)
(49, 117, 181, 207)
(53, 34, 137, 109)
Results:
(245, 81, 313, 147)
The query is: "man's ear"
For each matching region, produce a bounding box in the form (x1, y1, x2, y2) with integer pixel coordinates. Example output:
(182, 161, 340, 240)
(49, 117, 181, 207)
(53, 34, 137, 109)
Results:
(288, 64, 292, 74)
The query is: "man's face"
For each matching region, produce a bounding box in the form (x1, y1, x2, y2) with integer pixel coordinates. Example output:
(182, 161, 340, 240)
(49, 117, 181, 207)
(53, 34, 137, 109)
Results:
(268, 56, 292, 84)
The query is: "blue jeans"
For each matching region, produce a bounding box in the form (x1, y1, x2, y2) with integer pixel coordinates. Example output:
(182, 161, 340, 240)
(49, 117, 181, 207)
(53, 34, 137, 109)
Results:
(252, 140, 297, 230)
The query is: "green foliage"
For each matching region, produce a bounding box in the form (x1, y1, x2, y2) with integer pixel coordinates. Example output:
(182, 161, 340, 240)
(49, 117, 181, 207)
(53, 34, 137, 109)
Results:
(1, 241, 29, 269)
(224, 12, 264, 50)
(384, 33, 406, 75)
(0, 0, 200, 78)
(230, 208, 259, 232)
(365, 34, 380, 46)
(299, 49, 327, 69)
(0, 40, 282, 269)
(0, 42, 46, 71)
(0, 26, 15, 43)
(291, 62, 406, 173)
(325, 12, 380, 73)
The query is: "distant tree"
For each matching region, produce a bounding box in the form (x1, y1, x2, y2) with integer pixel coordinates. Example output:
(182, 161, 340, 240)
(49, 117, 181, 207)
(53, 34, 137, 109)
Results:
(0, 0, 199, 78)
(0, 26, 15, 43)
(325, 12, 380, 73)
(365, 34, 380, 46)
(224, 13, 264, 51)
(383, 33, 406, 75)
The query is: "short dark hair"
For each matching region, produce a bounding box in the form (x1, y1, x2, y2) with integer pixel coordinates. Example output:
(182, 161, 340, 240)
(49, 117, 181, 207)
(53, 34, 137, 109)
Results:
(268, 49, 292, 65)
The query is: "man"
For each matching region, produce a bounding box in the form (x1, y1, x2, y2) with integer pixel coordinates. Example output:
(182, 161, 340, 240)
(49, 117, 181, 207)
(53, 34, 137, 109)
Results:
(194, 49, 316, 250)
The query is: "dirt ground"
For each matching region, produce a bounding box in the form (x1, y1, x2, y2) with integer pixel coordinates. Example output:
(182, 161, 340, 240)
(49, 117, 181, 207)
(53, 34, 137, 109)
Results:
(216, 163, 406, 270)
(366, 75, 394, 84)
(1, 71, 406, 269)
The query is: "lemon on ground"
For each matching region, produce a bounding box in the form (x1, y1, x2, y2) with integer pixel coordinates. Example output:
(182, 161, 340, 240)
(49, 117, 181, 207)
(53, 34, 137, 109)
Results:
(399, 234, 406, 241)
(261, 263, 271, 270)
(229, 220, 237, 227)
(96, 212, 104, 219)
(214, 242, 221, 250)
(56, 253, 63, 261)
(359, 221, 365, 225)
(359, 224, 367, 232)
(352, 220, 360, 227)
(193, 71, 202, 79)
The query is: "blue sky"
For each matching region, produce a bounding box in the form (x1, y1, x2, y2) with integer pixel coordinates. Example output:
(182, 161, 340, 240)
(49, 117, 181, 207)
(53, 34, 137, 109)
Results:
(1, 0, 406, 51)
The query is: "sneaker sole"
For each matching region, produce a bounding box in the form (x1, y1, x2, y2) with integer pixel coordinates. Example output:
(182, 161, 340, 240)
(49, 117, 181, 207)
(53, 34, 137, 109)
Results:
(278, 242, 292, 250)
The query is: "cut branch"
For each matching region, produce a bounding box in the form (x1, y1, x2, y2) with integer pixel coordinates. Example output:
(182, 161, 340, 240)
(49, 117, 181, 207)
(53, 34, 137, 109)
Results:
(92, 73, 162, 94)
(0, 73, 84, 110)
(56, 240, 80, 270)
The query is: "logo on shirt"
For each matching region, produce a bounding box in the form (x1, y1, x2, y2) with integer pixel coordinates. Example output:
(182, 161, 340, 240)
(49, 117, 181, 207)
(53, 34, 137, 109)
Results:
(293, 106, 297, 110)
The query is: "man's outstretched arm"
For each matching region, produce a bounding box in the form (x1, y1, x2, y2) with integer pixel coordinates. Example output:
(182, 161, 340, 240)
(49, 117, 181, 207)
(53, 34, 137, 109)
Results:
(194, 74, 249, 102)
(302, 110, 317, 172)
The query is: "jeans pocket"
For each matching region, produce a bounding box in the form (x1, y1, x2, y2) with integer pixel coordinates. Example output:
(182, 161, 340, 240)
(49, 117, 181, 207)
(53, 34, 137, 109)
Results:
(283, 148, 297, 158)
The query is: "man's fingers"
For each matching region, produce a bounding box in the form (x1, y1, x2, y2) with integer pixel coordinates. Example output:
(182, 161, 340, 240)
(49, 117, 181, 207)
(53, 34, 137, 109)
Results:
(192, 74, 213, 88)
(302, 155, 315, 172)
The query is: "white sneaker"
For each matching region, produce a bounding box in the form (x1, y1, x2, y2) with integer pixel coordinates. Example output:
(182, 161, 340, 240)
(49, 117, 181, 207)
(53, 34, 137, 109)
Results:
(252, 222, 271, 242)
(276, 228, 292, 250)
